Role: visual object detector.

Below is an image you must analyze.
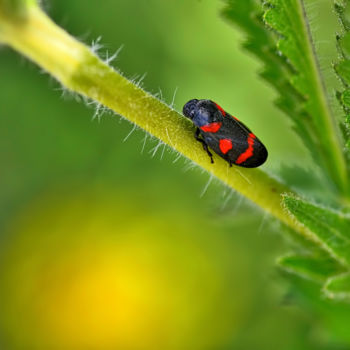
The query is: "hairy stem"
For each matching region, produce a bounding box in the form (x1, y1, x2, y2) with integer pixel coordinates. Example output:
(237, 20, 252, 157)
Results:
(0, 3, 320, 240)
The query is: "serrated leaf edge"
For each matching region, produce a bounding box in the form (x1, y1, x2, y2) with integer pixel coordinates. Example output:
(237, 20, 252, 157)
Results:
(281, 193, 349, 267)
(323, 271, 350, 301)
(277, 253, 324, 283)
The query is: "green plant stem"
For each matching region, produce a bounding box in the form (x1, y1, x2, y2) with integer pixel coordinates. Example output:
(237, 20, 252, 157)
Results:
(0, 3, 319, 240)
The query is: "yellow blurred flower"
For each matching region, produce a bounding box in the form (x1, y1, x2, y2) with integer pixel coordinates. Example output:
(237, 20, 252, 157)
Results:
(0, 189, 252, 349)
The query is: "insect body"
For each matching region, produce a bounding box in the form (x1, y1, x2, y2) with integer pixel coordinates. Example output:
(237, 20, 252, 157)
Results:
(183, 99, 268, 168)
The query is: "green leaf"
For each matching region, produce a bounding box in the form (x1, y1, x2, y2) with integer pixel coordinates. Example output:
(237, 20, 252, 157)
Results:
(222, 0, 314, 157)
(335, 0, 350, 31)
(338, 32, 350, 58)
(339, 89, 350, 110)
(324, 273, 350, 301)
(336, 61, 350, 85)
(283, 195, 350, 267)
(335, 0, 350, 159)
(278, 252, 346, 283)
(264, 0, 348, 193)
(223, 0, 348, 193)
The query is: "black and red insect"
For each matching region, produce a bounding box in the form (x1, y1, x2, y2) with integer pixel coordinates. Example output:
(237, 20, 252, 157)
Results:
(183, 99, 268, 168)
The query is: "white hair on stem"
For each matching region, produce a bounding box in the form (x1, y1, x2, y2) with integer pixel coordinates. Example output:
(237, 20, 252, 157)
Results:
(123, 123, 138, 142)
(200, 173, 213, 198)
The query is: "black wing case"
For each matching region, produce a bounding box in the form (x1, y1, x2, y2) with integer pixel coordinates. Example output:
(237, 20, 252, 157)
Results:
(199, 115, 268, 168)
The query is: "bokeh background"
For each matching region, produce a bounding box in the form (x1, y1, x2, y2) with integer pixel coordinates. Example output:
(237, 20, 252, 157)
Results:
(0, 0, 341, 349)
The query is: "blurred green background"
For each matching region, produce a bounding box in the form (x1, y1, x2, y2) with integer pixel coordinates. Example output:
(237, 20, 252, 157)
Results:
(0, 0, 342, 349)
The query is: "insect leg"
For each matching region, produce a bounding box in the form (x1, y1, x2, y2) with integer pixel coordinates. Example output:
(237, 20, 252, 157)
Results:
(194, 128, 214, 164)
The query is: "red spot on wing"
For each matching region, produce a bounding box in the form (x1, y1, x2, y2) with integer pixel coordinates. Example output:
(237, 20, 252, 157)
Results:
(215, 103, 226, 116)
(200, 122, 222, 133)
(219, 139, 233, 154)
(236, 133, 256, 164)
